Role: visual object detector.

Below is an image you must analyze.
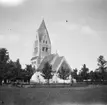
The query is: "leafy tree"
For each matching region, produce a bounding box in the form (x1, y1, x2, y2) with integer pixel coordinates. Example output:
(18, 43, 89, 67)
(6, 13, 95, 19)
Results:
(0, 48, 9, 63)
(0, 48, 9, 85)
(6, 59, 23, 83)
(88, 70, 99, 84)
(0, 48, 36, 85)
(25, 64, 34, 75)
(80, 64, 89, 81)
(3, 59, 23, 83)
(23, 64, 34, 83)
(94, 70, 102, 82)
(58, 66, 71, 83)
(42, 62, 53, 84)
(97, 55, 107, 81)
(71, 68, 78, 80)
(89, 71, 94, 82)
(5, 60, 17, 82)
(13, 59, 22, 81)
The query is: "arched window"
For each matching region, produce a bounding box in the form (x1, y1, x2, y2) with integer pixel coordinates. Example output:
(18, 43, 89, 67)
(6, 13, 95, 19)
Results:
(46, 41, 47, 44)
(42, 47, 45, 51)
(46, 47, 48, 52)
(43, 40, 45, 43)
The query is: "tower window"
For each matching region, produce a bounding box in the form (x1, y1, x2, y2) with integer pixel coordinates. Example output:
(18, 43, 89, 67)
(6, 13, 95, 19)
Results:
(46, 48, 48, 52)
(42, 47, 45, 51)
(43, 40, 45, 43)
(46, 41, 47, 44)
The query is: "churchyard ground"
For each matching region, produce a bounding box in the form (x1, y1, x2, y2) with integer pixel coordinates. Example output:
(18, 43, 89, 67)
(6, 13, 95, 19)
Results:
(0, 84, 107, 105)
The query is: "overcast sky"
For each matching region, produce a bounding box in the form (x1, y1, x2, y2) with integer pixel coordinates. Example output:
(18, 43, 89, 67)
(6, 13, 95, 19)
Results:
(0, 0, 107, 70)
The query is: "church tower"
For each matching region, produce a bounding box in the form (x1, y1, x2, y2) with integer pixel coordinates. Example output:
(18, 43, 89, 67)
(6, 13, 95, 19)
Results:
(31, 20, 51, 69)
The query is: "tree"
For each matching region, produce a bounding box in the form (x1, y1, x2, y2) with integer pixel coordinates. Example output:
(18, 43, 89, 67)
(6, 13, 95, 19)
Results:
(13, 59, 22, 81)
(0, 48, 9, 63)
(0, 48, 9, 85)
(94, 70, 102, 83)
(71, 68, 78, 80)
(2, 59, 23, 83)
(6, 60, 15, 82)
(97, 55, 107, 81)
(80, 64, 89, 81)
(58, 66, 71, 84)
(89, 70, 98, 84)
(42, 62, 53, 84)
(23, 64, 34, 83)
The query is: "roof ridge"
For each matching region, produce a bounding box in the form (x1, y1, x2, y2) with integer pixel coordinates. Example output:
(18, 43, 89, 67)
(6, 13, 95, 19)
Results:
(50, 54, 59, 65)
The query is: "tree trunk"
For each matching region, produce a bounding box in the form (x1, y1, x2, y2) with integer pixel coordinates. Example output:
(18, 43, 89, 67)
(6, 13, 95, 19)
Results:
(47, 79, 50, 86)
(63, 80, 65, 87)
(71, 79, 73, 86)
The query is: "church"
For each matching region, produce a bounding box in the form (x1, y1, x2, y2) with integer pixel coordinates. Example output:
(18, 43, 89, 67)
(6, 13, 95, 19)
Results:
(30, 20, 72, 83)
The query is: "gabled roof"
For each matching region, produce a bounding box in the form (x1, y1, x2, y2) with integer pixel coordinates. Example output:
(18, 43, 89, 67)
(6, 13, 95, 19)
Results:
(60, 60, 71, 70)
(37, 54, 65, 72)
(37, 54, 56, 70)
(37, 53, 72, 73)
(52, 56, 64, 71)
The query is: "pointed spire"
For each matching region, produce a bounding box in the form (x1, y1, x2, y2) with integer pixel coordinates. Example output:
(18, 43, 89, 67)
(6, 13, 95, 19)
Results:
(37, 19, 47, 42)
(38, 19, 46, 31)
(37, 19, 51, 45)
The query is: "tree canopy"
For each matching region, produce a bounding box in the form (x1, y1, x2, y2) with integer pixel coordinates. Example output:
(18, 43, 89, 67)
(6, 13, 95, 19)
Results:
(1, 47, 107, 85)
(0, 48, 9, 84)
(58, 66, 71, 80)
(42, 62, 53, 84)
(71, 68, 78, 80)
(96, 55, 107, 81)
(79, 64, 89, 81)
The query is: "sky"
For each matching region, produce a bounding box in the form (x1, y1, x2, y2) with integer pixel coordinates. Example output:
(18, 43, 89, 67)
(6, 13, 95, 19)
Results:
(0, 0, 107, 70)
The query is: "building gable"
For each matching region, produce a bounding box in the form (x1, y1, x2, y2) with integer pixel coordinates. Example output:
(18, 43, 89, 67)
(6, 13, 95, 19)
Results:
(58, 58, 72, 72)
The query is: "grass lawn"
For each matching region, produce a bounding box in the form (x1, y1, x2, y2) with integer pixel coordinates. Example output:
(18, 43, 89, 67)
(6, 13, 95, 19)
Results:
(0, 85, 107, 105)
